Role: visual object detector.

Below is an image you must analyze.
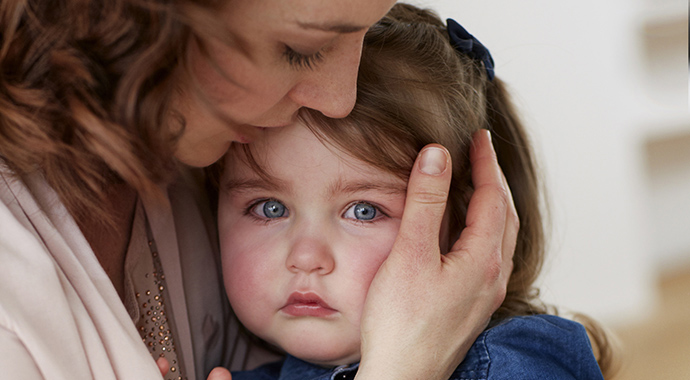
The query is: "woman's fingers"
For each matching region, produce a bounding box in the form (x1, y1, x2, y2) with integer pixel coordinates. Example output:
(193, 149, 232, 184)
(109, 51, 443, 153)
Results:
(459, 130, 516, 282)
(474, 130, 518, 273)
(156, 357, 169, 377)
(206, 367, 232, 380)
(453, 130, 516, 261)
(357, 131, 518, 380)
(357, 143, 456, 380)
(499, 161, 518, 277)
(157, 357, 232, 380)
(446, 130, 516, 310)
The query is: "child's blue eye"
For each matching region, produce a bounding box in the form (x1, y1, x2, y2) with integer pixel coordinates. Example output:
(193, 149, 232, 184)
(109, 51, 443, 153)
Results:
(253, 199, 288, 219)
(344, 202, 377, 221)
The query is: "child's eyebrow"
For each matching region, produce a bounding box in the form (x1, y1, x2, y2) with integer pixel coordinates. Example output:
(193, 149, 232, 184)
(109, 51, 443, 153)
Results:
(328, 179, 407, 198)
(223, 176, 289, 194)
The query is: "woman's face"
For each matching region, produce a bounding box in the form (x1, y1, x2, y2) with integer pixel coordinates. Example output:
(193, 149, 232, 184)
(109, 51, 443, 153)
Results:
(173, 0, 396, 167)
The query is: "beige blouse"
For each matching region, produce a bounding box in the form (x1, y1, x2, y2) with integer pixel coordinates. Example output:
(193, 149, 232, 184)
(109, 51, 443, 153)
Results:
(0, 165, 271, 379)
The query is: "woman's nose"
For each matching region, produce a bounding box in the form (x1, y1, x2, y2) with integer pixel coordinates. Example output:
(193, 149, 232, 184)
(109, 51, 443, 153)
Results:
(288, 38, 362, 118)
(286, 237, 335, 275)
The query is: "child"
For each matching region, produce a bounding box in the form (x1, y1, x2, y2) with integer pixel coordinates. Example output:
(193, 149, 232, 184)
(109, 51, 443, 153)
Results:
(216, 3, 615, 379)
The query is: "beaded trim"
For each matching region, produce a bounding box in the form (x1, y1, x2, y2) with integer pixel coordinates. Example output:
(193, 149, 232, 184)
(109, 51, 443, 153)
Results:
(134, 226, 187, 380)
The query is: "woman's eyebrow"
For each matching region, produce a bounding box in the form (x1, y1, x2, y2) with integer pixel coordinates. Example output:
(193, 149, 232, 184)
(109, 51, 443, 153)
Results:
(296, 21, 368, 34)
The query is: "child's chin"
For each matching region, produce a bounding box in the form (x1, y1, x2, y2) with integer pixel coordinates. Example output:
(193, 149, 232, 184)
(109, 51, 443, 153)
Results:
(285, 342, 361, 367)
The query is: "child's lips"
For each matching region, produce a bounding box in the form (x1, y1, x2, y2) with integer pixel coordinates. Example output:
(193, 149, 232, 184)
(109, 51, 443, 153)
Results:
(281, 292, 337, 318)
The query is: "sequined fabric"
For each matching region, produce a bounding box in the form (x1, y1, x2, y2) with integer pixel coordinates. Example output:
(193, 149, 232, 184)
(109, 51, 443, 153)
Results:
(125, 202, 187, 380)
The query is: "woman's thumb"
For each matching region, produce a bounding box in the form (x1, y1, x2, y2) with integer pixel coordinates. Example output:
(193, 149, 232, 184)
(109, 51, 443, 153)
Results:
(392, 144, 452, 261)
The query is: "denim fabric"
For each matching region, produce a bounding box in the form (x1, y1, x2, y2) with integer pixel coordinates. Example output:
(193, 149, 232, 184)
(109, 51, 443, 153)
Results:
(231, 315, 603, 380)
(449, 315, 604, 380)
(231, 357, 358, 380)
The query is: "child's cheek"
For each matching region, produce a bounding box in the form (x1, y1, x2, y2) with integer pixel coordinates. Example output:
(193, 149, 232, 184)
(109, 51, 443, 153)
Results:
(342, 228, 398, 318)
(230, 252, 276, 293)
(221, 228, 276, 324)
(224, 249, 259, 303)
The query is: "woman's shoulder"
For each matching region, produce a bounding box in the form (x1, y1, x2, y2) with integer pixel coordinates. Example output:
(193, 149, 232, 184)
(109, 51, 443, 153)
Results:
(0, 167, 57, 276)
(451, 315, 604, 380)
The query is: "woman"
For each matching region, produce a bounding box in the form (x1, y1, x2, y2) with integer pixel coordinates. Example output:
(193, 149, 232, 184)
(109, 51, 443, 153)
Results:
(0, 0, 518, 379)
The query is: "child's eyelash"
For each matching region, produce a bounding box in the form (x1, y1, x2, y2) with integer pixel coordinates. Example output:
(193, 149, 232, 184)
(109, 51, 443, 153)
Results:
(344, 201, 390, 225)
(244, 198, 274, 215)
(244, 198, 286, 225)
(243, 198, 265, 216)
(283, 46, 324, 70)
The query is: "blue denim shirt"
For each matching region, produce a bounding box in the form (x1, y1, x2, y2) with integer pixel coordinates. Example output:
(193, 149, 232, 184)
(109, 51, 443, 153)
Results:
(231, 315, 604, 380)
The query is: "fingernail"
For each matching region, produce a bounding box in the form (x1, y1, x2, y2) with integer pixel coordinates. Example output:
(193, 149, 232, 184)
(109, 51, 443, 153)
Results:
(419, 147, 447, 175)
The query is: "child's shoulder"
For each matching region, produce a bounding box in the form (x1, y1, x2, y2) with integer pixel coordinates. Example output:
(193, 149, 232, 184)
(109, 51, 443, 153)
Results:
(451, 315, 604, 380)
(487, 314, 589, 339)
(230, 355, 357, 380)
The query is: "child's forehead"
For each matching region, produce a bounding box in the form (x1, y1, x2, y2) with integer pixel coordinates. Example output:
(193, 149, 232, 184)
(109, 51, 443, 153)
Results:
(222, 123, 407, 194)
(224, 122, 355, 169)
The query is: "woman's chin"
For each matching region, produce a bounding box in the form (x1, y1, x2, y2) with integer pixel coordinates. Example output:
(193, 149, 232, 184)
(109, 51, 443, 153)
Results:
(174, 142, 230, 168)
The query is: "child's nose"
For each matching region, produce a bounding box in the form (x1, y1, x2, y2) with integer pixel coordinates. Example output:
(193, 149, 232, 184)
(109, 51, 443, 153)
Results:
(286, 238, 335, 275)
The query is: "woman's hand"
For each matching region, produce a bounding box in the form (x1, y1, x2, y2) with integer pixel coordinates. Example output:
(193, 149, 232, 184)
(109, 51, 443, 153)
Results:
(207, 367, 232, 380)
(156, 359, 231, 380)
(156, 358, 169, 377)
(356, 130, 517, 380)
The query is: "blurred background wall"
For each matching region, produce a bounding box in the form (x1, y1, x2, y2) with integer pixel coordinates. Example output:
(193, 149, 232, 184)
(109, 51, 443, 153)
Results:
(406, 0, 689, 377)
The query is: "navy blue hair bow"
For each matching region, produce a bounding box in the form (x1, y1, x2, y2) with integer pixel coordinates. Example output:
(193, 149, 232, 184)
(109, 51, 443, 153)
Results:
(446, 18, 495, 81)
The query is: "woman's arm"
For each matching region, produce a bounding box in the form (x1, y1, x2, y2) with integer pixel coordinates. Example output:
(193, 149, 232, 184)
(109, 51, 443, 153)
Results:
(356, 130, 517, 380)
(0, 326, 43, 379)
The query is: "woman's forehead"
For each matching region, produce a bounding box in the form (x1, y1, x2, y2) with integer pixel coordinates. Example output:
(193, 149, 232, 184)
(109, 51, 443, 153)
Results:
(229, 0, 396, 32)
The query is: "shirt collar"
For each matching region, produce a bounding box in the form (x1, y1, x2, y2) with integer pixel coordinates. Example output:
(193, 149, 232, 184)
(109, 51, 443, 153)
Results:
(279, 355, 359, 380)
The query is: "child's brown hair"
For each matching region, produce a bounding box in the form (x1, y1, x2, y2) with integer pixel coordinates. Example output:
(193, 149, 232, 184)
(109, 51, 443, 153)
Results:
(300, 3, 618, 377)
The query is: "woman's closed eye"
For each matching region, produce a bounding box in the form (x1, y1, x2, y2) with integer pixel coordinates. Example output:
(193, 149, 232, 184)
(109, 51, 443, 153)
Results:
(248, 199, 289, 221)
(283, 45, 324, 70)
(342, 202, 387, 223)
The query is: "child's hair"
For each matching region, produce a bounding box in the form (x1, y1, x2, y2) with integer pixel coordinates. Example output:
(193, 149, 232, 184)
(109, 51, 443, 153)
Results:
(214, 3, 619, 376)
(298, 3, 619, 377)
(303, 2, 540, 322)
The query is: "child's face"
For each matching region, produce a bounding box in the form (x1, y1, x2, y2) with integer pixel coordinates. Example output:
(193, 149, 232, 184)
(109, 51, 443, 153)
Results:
(218, 122, 406, 366)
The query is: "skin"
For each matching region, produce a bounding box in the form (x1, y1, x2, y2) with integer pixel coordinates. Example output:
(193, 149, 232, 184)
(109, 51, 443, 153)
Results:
(175, 3, 519, 379)
(86, 0, 396, 330)
(173, 0, 397, 167)
(219, 122, 408, 366)
(356, 132, 518, 380)
(98, 0, 518, 378)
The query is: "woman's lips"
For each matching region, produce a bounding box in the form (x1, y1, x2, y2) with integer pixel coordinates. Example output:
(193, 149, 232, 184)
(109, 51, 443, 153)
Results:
(281, 292, 337, 318)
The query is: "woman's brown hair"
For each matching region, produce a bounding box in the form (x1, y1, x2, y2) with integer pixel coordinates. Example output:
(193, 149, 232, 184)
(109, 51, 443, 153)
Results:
(299, 3, 619, 377)
(0, 0, 226, 224)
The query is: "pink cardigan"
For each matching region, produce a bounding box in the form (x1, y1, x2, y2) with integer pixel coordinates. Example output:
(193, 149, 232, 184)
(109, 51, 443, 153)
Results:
(0, 166, 264, 379)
